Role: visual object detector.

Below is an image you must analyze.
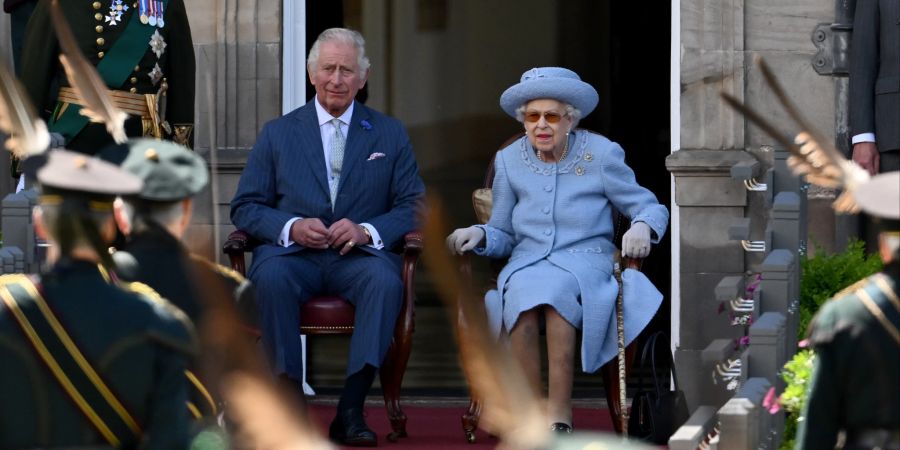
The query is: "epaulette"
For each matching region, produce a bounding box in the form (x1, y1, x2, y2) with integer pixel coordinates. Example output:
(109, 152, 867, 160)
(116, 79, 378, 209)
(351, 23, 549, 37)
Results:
(120, 280, 192, 327)
(190, 254, 247, 284)
(829, 276, 874, 304)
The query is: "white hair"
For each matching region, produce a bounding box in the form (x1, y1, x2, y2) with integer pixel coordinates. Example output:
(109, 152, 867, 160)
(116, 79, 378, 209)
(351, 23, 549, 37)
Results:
(515, 102, 582, 129)
(307, 28, 371, 74)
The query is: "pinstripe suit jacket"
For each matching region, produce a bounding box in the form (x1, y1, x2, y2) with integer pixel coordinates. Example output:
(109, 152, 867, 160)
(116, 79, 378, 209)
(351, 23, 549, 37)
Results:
(850, 0, 900, 152)
(230, 101, 425, 271)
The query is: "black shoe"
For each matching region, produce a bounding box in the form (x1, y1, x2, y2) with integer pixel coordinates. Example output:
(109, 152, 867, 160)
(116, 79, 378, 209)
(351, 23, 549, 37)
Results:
(329, 407, 377, 447)
(550, 422, 573, 434)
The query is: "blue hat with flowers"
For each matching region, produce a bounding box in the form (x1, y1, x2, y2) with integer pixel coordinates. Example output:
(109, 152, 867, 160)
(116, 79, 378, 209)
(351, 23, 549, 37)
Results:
(499, 67, 599, 119)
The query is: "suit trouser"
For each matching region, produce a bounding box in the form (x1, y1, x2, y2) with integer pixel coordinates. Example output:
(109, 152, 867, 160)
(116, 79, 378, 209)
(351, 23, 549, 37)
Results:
(249, 248, 402, 382)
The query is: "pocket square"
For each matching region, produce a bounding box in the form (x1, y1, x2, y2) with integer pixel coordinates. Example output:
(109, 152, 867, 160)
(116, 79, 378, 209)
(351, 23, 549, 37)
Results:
(367, 152, 386, 161)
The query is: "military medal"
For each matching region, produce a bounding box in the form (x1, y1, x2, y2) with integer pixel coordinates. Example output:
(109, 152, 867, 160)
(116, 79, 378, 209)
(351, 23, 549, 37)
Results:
(139, 0, 149, 24)
(156, 1, 165, 27)
(148, 63, 163, 85)
(148, 0, 157, 26)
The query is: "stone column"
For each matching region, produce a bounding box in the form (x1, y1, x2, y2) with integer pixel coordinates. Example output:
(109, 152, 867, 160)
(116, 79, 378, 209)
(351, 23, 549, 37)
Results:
(183, 0, 283, 262)
(666, 149, 757, 411)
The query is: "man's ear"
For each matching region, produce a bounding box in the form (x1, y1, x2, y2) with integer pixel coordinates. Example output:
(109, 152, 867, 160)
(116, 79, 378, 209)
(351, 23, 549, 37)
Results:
(33, 206, 49, 241)
(113, 198, 132, 236)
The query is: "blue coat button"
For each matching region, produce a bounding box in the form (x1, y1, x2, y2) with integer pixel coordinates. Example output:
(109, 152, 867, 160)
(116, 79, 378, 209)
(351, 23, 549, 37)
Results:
(542, 206, 550, 214)
(544, 185, 553, 192)
(544, 228, 552, 236)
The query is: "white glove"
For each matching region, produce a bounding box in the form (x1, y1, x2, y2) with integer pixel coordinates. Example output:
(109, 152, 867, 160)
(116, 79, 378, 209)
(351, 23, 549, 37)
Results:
(621, 222, 652, 258)
(49, 132, 66, 149)
(446, 226, 485, 255)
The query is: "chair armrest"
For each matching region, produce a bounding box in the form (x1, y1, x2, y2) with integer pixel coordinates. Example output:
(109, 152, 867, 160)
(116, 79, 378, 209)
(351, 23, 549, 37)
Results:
(402, 231, 423, 255)
(222, 229, 262, 276)
(223, 229, 254, 255)
(621, 256, 643, 271)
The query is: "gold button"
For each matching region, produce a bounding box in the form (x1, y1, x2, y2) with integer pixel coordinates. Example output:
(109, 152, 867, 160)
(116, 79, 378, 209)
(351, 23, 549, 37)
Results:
(129, 87, 137, 93)
(92, 1, 102, 9)
(134, 65, 140, 71)
(130, 77, 137, 84)
(94, 12, 103, 21)
(96, 37, 105, 46)
(95, 25, 103, 33)
(97, 51, 105, 59)
(133, 2, 138, 7)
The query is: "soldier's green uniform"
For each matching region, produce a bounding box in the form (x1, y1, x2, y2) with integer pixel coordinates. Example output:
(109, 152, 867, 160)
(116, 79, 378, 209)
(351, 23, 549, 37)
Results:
(19, 0, 195, 156)
(104, 139, 257, 420)
(797, 172, 900, 450)
(0, 150, 196, 448)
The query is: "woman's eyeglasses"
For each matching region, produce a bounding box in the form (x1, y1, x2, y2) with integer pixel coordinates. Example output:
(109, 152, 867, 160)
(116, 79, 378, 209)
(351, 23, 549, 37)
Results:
(524, 111, 564, 123)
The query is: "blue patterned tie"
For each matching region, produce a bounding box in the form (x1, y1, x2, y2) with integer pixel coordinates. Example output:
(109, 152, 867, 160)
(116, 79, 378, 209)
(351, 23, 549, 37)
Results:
(329, 118, 345, 208)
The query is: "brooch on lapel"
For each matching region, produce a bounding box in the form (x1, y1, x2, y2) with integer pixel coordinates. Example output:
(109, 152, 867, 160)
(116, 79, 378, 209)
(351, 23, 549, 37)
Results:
(360, 120, 372, 131)
(367, 152, 386, 161)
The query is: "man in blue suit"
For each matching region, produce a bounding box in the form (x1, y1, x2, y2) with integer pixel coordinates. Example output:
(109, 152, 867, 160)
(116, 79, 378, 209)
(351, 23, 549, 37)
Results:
(230, 27, 424, 447)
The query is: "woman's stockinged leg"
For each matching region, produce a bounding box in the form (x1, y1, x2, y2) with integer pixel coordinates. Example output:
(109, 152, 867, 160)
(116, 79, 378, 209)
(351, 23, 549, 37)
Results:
(509, 308, 542, 396)
(545, 306, 576, 426)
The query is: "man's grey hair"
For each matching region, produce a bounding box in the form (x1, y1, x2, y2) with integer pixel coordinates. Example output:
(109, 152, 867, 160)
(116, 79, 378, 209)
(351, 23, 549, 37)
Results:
(307, 28, 371, 74)
(118, 198, 184, 232)
(515, 102, 582, 129)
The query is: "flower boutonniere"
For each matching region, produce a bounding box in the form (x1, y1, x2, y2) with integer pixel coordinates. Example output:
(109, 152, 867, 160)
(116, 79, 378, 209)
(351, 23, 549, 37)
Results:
(360, 120, 372, 131)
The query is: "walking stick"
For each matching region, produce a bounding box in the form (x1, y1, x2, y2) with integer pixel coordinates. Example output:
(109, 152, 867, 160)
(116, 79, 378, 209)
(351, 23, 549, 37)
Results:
(614, 263, 629, 436)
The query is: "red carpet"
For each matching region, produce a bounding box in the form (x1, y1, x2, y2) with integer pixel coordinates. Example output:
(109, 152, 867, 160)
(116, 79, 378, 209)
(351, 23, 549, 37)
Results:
(309, 404, 615, 449)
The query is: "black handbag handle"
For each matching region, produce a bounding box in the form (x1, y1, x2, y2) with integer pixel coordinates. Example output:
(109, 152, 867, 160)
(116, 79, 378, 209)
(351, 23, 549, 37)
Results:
(635, 331, 680, 399)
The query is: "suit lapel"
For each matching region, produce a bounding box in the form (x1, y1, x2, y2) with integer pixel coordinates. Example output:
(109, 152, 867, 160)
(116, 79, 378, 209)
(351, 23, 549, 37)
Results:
(293, 103, 330, 196)
(336, 104, 374, 199)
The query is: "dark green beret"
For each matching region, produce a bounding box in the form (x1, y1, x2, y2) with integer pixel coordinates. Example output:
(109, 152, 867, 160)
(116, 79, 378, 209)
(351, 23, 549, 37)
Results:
(103, 138, 209, 202)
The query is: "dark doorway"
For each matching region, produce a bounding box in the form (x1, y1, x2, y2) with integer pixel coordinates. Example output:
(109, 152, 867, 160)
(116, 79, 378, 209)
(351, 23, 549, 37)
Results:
(303, 0, 672, 396)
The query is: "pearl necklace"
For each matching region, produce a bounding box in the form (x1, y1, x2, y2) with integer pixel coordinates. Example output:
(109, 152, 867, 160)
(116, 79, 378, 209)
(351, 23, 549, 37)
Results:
(536, 133, 570, 163)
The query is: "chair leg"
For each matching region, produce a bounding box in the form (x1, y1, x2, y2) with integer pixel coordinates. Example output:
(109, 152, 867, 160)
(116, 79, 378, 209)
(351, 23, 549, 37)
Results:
(601, 340, 637, 435)
(379, 333, 413, 441)
(461, 397, 481, 443)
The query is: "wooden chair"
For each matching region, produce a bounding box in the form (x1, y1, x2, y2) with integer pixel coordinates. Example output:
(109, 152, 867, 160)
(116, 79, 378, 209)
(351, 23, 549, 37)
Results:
(222, 229, 423, 442)
(457, 131, 642, 442)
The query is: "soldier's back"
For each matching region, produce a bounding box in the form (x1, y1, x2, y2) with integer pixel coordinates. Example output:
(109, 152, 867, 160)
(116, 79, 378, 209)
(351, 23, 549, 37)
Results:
(803, 269, 900, 447)
(0, 259, 195, 449)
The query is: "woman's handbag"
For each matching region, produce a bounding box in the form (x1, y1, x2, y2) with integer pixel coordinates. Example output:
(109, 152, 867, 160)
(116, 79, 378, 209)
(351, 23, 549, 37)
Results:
(627, 331, 690, 444)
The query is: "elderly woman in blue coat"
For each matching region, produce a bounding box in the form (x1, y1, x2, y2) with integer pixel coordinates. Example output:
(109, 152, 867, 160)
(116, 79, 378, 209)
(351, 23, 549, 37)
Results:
(447, 67, 668, 433)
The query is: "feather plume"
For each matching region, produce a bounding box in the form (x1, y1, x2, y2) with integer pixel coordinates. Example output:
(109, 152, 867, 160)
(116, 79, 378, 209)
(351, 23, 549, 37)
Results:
(423, 196, 550, 450)
(49, 0, 127, 143)
(0, 60, 50, 157)
(720, 56, 870, 214)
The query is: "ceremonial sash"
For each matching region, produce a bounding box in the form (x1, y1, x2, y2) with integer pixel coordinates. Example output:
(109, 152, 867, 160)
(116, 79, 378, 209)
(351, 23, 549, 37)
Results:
(0, 275, 141, 446)
(49, 0, 169, 142)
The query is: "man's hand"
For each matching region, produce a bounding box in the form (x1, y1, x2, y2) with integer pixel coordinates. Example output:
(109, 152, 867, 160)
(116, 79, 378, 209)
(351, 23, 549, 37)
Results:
(446, 226, 485, 255)
(852, 142, 880, 175)
(328, 219, 368, 255)
(621, 222, 652, 258)
(290, 218, 329, 249)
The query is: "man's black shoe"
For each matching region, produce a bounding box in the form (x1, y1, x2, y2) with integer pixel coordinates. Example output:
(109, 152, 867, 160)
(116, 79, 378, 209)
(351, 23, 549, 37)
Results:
(329, 407, 377, 447)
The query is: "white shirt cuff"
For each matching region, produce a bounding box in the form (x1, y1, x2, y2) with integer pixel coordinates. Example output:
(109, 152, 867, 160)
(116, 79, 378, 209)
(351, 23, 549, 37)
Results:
(852, 133, 876, 144)
(360, 223, 384, 249)
(280, 217, 302, 247)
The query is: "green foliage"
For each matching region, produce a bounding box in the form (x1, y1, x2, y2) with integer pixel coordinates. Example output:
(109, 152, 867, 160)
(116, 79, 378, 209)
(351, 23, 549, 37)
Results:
(778, 350, 816, 450)
(798, 240, 882, 339)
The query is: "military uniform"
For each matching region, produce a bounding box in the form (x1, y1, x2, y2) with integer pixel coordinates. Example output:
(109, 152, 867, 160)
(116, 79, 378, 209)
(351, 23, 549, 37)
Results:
(0, 150, 196, 448)
(19, 0, 195, 155)
(103, 138, 258, 422)
(797, 172, 900, 450)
